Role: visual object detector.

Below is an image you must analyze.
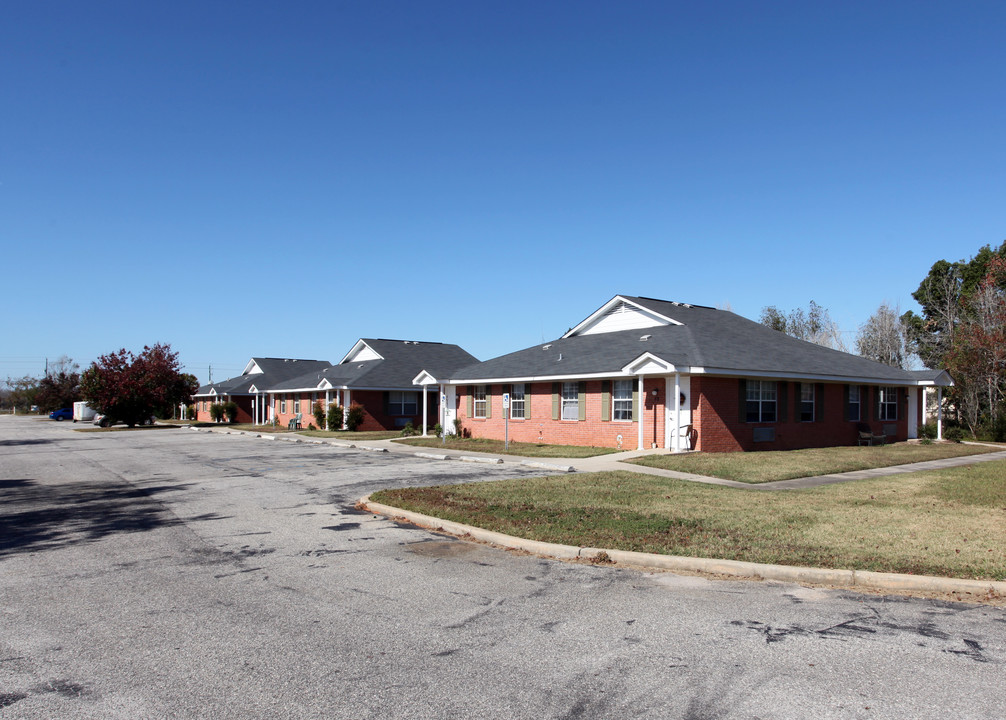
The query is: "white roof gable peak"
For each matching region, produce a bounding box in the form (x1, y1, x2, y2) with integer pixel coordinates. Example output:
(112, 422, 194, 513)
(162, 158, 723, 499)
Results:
(340, 340, 384, 364)
(564, 296, 680, 338)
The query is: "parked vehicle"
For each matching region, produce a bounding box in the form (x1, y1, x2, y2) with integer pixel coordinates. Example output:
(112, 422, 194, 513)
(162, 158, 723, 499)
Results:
(92, 413, 155, 428)
(49, 408, 73, 421)
(73, 401, 96, 423)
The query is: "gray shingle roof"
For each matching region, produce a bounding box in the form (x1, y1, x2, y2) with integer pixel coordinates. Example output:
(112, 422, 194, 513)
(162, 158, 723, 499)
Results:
(450, 296, 921, 384)
(194, 358, 331, 396)
(272, 340, 478, 391)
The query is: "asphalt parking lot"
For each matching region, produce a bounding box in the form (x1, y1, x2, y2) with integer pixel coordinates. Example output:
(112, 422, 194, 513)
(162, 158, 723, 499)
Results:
(2, 416, 1005, 719)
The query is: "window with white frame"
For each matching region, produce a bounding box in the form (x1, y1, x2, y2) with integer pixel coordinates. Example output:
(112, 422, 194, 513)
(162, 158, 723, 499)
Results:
(613, 380, 633, 421)
(388, 391, 418, 416)
(848, 385, 861, 421)
(561, 382, 579, 421)
(294, 397, 301, 414)
(280, 396, 287, 414)
(800, 384, 815, 422)
(473, 385, 487, 418)
(510, 384, 525, 419)
(746, 380, 777, 423)
(879, 386, 898, 421)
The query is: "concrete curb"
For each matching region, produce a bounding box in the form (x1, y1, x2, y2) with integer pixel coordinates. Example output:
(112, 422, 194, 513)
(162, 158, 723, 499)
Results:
(459, 455, 504, 464)
(522, 461, 576, 473)
(359, 495, 1006, 601)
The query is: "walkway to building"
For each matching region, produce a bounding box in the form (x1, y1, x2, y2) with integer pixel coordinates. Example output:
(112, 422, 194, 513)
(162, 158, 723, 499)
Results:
(352, 436, 1006, 491)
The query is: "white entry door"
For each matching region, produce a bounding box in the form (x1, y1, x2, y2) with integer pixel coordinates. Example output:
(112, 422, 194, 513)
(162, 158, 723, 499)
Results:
(665, 376, 692, 451)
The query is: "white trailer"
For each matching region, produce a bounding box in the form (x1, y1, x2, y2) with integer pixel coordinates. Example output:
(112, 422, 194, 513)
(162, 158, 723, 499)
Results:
(73, 401, 96, 423)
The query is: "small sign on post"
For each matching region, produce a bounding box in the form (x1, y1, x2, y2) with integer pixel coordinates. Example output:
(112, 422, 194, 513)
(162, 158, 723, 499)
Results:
(441, 393, 447, 445)
(502, 393, 510, 451)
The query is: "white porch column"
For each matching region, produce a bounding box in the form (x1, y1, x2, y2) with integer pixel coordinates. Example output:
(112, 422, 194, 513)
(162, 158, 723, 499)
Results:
(325, 390, 331, 429)
(343, 390, 351, 429)
(673, 373, 681, 453)
(637, 375, 645, 451)
(937, 387, 943, 440)
(421, 388, 429, 436)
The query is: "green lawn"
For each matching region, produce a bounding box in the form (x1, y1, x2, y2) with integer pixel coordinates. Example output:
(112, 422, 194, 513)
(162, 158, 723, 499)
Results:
(396, 436, 622, 458)
(627, 442, 998, 483)
(372, 461, 1006, 581)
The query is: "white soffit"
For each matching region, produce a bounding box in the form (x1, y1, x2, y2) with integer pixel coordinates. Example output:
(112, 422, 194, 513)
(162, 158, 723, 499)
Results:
(566, 297, 679, 338)
(340, 340, 383, 364)
(622, 352, 677, 375)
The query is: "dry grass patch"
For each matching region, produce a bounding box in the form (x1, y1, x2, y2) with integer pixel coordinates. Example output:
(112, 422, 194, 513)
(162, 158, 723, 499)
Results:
(372, 462, 1006, 581)
(627, 442, 997, 483)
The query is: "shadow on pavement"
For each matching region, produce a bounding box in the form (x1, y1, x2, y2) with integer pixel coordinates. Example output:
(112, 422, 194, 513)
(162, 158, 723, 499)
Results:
(0, 477, 222, 558)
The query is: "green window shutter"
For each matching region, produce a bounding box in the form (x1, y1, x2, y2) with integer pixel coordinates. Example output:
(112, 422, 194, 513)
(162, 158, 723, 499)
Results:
(816, 383, 825, 422)
(552, 383, 560, 420)
(466, 386, 473, 417)
(874, 386, 881, 420)
(525, 383, 532, 420)
(578, 381, 587, 421)
(843, 384, 850, 422)
(778, 382, 788, 423)
(632, 385, 639, 422)
(485, 384, 492, 419)
(601, 380, 611, 422)
(738, 379, 747, 423)
(382, 391, 390, 415)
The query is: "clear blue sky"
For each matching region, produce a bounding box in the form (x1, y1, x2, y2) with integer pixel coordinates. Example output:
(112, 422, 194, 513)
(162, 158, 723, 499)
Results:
(3, 1, 1004, 384)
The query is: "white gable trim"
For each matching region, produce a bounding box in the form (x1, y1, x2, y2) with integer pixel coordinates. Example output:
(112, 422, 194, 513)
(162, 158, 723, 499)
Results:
(563, 296, 681, 338)
(914, 370, 954, 387)
(413, 369, 439, 386)
(242, 359, 264, 375)
(622, 352, 679, 375)
(339, 340, 384, 364)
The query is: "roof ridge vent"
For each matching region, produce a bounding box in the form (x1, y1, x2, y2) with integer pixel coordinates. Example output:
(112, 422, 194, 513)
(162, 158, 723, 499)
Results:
(640, 334, 651, 341)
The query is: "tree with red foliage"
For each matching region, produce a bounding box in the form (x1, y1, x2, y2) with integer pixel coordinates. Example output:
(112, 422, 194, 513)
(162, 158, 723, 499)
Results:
(80, 344, 198, 427)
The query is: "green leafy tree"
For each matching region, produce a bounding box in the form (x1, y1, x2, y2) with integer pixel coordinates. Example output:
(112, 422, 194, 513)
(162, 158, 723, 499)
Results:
(80, 343, 198, 427)
(903, 241, 1006, 369)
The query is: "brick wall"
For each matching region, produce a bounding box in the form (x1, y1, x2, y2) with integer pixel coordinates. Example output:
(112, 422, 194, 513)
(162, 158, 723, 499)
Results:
(693, 376, 910, 452)
(458, 380, 666, 449)
(458, 377, 912, 452)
